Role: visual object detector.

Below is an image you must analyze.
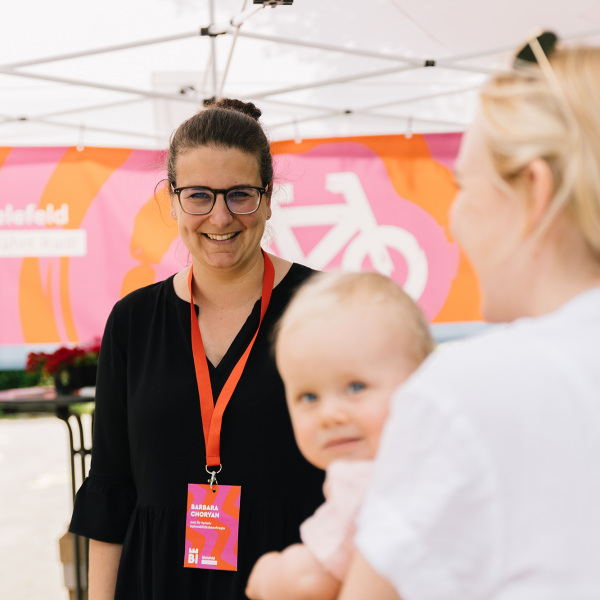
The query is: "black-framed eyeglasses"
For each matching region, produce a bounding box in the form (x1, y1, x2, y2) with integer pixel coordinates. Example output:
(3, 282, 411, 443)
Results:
(171, 185, 267, 215)
(514, 31, 558, 67)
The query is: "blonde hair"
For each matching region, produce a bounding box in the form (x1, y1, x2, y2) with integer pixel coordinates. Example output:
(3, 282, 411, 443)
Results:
(479, 45, 600, 259)
(276, 271, 435, 364)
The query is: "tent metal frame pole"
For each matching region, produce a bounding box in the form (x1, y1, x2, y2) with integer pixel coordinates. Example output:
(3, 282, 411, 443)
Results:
(219, 31, 240, 99)
(0, 61, 487, 118)
(270, 108, 467, 131)
(270, 109, 342, 129)
(229, 3, 264, 27)
(435, 64, 496, 75)
(237, 96, 338, 113)
(0, 29, 502, 76)
(0, 98, 145, 123)
(0, 68, 203, 104)
(219, 0, 252, 98)
(234, 30, 502, 75)
(0, 114, 161, 141)
(208, 0, 218, 99)
(260, 85, 478, 133)
(6, 25, 599, 79)
(1, 31, 202, 70)
(36, 98, 147, 119)
(250, 64, 418, 99)
(356, 111, 469, 129)
(0, 0, 294, 71)
(362, 84, 482, 112)
(234, 30, 426, 66)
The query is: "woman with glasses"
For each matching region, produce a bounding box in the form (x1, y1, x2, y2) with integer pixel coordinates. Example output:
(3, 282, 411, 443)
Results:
(69, 98, 325, 599)
(338, 38, 600, 600)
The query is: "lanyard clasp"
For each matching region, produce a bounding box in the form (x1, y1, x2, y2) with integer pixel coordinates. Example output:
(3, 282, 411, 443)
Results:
(206, 464, 222, 491)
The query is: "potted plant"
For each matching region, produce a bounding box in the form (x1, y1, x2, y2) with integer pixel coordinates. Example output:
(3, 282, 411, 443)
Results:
(26, 338, 101, 394)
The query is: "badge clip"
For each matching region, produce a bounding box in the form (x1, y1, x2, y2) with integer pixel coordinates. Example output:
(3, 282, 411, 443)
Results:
(206, 464, 222, 492)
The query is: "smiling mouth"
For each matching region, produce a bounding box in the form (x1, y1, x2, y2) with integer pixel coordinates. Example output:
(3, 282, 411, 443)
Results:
(204, 232, 238, 241)
(324, 437, 362, 450)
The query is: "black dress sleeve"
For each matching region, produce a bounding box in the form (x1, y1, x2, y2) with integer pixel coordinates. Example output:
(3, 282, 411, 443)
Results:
(69, 300, 136, 543)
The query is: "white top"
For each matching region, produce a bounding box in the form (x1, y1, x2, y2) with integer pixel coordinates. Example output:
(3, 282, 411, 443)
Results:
(300, 460, 372, 580)
(356, 287, 600, 600)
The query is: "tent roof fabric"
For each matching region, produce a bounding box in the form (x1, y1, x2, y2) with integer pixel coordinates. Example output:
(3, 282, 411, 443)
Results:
(1, 0, 600, 148)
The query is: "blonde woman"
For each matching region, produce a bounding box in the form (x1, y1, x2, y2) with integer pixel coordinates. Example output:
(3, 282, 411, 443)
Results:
(340, 35, 600, 599)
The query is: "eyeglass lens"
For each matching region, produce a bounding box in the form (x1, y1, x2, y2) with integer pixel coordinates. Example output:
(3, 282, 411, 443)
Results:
(179, 187, 261, 215)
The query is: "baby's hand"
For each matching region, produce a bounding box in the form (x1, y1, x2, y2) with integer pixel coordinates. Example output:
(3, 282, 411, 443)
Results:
(246, 551, 281, 599)
(246, 544, 340, 600)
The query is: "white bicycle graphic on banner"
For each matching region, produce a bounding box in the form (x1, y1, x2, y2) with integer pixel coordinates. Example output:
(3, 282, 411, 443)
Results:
(268, 172, 429, 300)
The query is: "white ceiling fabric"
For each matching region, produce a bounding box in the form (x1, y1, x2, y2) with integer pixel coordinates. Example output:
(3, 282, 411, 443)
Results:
(1, 0, 600, 148)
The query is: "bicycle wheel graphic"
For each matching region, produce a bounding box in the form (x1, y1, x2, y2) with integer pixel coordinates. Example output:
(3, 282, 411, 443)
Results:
(342, 225, 429, 300)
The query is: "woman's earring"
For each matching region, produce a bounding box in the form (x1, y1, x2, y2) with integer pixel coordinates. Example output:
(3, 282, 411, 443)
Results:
(171, 210, 176, 219)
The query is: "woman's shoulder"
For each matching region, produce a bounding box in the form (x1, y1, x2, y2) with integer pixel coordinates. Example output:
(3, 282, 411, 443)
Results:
(277, 261, 317, 290)
(402, 308, 596, 421)
(111, 274, 177, 314)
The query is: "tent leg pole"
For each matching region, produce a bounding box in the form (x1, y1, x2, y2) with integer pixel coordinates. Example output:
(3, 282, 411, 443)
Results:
(209, 0, 218, 99)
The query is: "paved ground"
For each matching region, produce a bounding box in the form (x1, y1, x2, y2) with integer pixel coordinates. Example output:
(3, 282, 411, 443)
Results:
(0, 415, 84, 599)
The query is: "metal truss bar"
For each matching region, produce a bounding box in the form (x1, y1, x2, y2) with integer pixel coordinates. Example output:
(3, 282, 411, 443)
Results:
(234, 30, 425, 66)
(355, 110, 469, 129)
(1, 114, 161, 141)
(38, 98, 146, 119)
(219, 0, 251, 98)
(1, 31, 202, 70)
(250, 64, 417, 99)
(209, 0, 219, 98)
(270, 108, 468, 131)
(230, 3, 264, 26)
(222, 93, 336, 113)
(0, 67, 202, 104)
(435, 63, 496, 75)
(233, 30, 523, 74)
(360, 84, 481, 111)
(8, 24, 597, 77)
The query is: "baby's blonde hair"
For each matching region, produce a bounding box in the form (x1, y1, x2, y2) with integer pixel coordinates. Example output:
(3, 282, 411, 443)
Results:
(276, 271, 434, 365)
(479, 45, 600, 258)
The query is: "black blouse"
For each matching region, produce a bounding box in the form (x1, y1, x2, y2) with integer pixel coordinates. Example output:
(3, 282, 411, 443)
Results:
(70, 263, 325, 599)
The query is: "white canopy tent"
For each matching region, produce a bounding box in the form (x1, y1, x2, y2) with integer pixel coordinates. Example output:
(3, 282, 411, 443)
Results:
(2, 0, 600, 149)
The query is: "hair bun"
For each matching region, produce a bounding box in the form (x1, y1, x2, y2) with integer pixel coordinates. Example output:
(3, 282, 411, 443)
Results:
(210, 98, 262, 121)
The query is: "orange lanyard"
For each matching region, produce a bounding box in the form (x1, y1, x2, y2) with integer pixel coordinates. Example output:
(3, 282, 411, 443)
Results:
(188, 251, 275, 476)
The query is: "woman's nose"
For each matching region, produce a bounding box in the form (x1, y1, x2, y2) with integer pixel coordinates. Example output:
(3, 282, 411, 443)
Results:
(208, 194, 234, 225)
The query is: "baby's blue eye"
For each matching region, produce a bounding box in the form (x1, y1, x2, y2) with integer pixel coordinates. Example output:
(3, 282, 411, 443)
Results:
(299, 392, 318, 404)
(347, 382, 366, 394)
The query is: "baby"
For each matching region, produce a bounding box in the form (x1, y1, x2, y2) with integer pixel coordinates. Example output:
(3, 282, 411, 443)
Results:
(246, 271, 434, 600)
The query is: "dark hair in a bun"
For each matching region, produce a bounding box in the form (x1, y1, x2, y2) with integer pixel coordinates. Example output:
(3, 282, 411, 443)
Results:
(167, 98, 272, 187)
(209, 98, 262, 121)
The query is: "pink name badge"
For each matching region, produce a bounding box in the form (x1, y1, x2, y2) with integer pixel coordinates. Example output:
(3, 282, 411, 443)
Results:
(184, 483, 241, 571)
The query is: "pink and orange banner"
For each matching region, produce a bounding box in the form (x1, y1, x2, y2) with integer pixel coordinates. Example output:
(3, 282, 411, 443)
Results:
(0, 134, 481, 347)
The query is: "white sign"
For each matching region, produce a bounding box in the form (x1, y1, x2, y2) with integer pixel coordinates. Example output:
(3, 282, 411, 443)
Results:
(0, 230, 87, 257)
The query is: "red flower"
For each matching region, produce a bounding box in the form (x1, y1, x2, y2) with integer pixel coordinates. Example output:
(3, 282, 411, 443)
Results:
(25, 352, 49, 374)
(26, 338, 101, 376)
